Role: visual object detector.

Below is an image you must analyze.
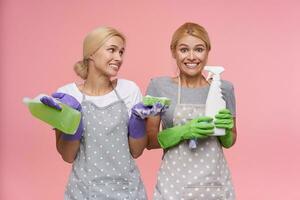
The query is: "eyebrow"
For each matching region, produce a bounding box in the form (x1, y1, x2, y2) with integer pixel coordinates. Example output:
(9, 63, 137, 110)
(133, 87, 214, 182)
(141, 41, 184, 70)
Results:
(107, 45, 119, 48)
(106, 45, 125, 50)
(178, 43, 205, 47)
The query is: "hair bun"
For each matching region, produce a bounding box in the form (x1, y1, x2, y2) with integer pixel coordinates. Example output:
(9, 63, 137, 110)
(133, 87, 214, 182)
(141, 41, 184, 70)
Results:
(74, 60, 88, 80)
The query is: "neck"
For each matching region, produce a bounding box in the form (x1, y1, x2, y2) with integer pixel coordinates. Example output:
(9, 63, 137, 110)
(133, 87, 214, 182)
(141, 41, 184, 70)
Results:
(82, 73, 114, 96)
(179, 73, 208, 88)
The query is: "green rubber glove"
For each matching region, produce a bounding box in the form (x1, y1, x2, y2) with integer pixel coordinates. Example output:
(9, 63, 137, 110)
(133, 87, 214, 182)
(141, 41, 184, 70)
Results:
(214, 109, 234, 148)
(158, 116, 214, 149)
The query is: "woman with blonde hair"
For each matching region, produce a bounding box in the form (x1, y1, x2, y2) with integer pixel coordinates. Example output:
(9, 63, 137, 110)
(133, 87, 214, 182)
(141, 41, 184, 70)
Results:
(146, 22, 237, 199)
(40, 26, 157, 199)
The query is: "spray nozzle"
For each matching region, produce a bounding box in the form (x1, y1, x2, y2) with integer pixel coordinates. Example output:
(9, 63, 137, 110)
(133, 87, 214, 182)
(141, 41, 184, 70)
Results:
(204, 66, 224, 80)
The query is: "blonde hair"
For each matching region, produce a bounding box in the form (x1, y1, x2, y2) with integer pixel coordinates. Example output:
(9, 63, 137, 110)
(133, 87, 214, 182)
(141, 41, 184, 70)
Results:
(170, 22, 211, 57)
(74, 27, 125, 79)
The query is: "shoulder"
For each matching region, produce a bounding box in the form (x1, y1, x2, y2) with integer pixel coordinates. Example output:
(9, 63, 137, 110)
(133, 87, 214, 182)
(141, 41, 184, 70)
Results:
(116, 79, 142, 101)
(221, 80, 234, 92)
(116, 79, 142, 109)
(116, 79, 140, 92)
(56, 82, 82, 102)
(57, 83, 78, 93)
(148, 76, 171, 87)
(149, 76, 170, 84)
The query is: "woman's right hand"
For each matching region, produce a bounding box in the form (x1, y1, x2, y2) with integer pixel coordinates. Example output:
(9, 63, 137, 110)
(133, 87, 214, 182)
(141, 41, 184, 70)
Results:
(182, 116, 215, 140)
(40, 92, 82, 111)
(131, 102, 168, 119)
(40, 92, 84, 141)
(158, 116, 214, 149)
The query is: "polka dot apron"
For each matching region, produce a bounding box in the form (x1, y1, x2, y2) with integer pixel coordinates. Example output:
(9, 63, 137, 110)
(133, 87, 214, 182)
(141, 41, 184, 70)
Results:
(64, 88, 147, 200)
(153, 78, 235, 200)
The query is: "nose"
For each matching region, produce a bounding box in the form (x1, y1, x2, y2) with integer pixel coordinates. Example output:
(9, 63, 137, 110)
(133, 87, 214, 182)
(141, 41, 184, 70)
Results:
(114, 52, 122, 61)
(187, 50, 195, 60)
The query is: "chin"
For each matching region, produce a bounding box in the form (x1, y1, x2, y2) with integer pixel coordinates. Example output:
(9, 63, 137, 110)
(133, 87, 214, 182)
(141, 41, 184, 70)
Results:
(106, 70, 119, 77)
(108, 72, 118, 78)
(182, 69, 202, 77)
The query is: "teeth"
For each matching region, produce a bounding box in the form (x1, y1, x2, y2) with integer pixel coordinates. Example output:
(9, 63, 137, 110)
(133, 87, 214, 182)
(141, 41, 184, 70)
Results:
(185, 63, 197, 68)
(109, 64, 119, 69)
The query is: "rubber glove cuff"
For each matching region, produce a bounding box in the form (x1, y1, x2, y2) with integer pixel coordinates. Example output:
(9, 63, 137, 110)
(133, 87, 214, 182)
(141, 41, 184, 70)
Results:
(214, 108, 234, 148)
(128, 114, 146, 139)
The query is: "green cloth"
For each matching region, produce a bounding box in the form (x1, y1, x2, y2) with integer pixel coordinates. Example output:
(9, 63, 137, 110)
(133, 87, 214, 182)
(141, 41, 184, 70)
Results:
(142, 95, 171, 106)
(214, 109, 234, 148)
(158, 116, 214, 149)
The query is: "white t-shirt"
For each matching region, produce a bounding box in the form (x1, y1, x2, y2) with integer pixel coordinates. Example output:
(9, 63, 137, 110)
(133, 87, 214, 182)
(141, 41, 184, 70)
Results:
(57, 79, 142, 116)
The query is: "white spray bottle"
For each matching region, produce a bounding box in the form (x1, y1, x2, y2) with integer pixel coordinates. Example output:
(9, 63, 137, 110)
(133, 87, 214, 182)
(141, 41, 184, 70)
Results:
(204, 66, 226, 136)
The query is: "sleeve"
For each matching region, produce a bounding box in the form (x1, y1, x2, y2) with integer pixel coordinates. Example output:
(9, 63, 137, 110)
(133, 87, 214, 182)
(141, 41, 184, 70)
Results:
(146, 78, 159, 96)
(127, 82, 143, 116)
(131, 86, 143, 106)
(56, 83, 83, 103)
(57, 87, 67, 93)
(222, 81, 236, 117)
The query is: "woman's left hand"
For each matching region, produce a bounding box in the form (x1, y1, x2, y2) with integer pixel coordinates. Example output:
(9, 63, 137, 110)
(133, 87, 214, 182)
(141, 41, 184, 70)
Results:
(214, 109, 234, 148)
(128, 102, 168, 139)
(132, 102, 168, 119)
(214, 109, 233, 129)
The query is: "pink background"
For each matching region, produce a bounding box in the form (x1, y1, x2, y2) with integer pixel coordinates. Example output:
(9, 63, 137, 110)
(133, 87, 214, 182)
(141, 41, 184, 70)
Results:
(1, 0, 299, 199)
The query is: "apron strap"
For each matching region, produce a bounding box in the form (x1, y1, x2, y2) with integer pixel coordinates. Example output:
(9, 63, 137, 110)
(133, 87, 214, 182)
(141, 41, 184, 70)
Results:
(112, 83, 122, 101)
(177, 76, 181, 105)
(82, 92, 87, 101)
(112, 80, 129, 113)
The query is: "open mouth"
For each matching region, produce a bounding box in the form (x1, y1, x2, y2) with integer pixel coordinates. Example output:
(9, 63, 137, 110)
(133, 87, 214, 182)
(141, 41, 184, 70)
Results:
(109, 63, 120, 70)
(185, 63, 199, 69)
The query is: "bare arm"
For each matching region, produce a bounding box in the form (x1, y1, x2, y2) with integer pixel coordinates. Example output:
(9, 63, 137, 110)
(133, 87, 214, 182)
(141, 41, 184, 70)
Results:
(146, 115, 161, 149)
(128, 135, 148, 159)
(55, 130, 80, 163)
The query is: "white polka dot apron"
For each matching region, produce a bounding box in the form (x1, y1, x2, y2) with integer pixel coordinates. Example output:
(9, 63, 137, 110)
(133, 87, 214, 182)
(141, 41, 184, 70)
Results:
(64, 88, 147, 200)
(153, 78, 235, 200)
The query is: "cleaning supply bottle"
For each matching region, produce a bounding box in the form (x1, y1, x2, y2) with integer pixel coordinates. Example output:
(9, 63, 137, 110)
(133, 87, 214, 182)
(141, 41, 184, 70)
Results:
(23, 94, 81, 134)
(204, 66, 226, 136)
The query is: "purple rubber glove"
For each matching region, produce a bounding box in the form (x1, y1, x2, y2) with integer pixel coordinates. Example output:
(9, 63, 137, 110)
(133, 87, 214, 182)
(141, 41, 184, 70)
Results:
(128, 114, 146, 139)
(40, 96, 62, 110)
(131, 102, 168, 119)
(40, 92, 84, 141)
(151, 102, 169, 115)
(128, 102, 168, 138)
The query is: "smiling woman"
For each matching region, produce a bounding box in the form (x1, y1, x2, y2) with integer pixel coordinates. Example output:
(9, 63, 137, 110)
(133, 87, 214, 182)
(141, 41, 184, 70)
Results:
(39, 26, 148, 200)
(146, 22, 237, 200)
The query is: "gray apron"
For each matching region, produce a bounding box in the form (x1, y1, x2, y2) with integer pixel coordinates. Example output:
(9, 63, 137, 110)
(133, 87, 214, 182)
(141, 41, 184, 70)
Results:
(153, 78, 235, 200)
(65, 87, 147, 200)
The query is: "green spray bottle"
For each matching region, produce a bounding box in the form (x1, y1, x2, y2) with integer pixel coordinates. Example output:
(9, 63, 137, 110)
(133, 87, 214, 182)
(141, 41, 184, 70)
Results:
(23, 94, 81, 134)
